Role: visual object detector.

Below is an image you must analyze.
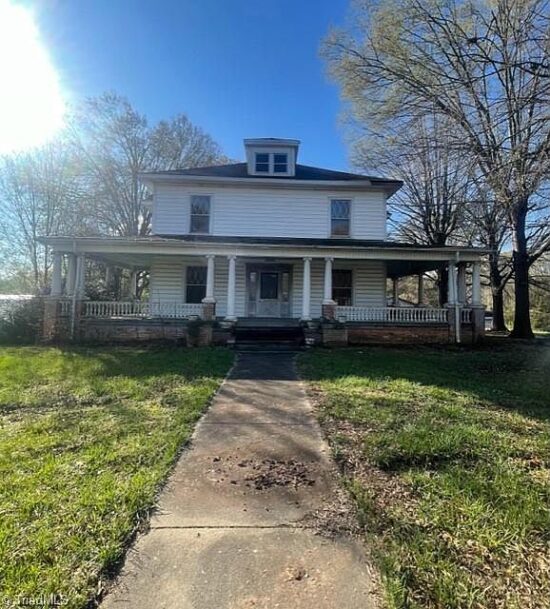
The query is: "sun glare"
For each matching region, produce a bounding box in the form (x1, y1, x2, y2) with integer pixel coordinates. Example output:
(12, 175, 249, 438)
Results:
(0, 0, 65, 154)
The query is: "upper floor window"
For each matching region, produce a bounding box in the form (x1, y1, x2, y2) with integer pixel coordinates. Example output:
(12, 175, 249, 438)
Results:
(331, 199, 351, 236)
(186, 266, 207, 303)
(254, 152, 288, 174)
(255, 153, 270, 173)
(190, 195, 210, 233)
(273, 153, 288, 173)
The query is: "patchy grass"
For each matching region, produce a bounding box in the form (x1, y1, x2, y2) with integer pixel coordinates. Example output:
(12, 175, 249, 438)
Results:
(0, 346, 233, 608)
(299, 342, 550, 609)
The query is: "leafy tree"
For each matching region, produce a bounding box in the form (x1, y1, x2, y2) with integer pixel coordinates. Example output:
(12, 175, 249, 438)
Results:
(324, 0, 550, 337)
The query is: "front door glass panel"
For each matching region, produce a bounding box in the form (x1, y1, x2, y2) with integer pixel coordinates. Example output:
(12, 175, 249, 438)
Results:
(260, 272, 279, 300)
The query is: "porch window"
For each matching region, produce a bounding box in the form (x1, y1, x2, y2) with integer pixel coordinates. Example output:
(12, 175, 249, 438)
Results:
(185, 266, 207, 303)
(331, 199, 351, 236)
(332, 269, 353, 306)
(190, 195, 210, 233)
(255, 153, 270, 173)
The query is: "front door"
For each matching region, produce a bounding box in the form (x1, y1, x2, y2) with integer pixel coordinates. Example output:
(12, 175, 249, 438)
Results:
(258, 271, 279, 316)
(247, 265, 291, 318)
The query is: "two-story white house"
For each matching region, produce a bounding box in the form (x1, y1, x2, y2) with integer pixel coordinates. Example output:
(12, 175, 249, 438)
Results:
(40, 138, 486, 345)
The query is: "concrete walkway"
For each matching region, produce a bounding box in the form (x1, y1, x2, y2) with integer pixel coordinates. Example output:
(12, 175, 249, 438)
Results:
(102, 353, 378, 609)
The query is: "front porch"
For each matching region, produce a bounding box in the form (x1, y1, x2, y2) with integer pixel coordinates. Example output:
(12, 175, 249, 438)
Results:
(40, 235, 487, 345)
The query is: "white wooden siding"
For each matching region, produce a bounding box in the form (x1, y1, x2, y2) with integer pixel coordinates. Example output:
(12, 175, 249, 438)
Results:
(153, 184, 387, 240)
(149, 256, 386, 318)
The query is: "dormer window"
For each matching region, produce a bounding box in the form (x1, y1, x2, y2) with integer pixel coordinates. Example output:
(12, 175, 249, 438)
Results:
(245, 138, 300, 176)
(254, 152, 288, 174)
(255, 153, 270, 173)
(273, 153, 288, 173)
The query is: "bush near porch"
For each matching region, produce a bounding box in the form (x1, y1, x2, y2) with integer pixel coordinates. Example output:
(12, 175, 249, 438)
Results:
(0, 346, 233, 608)
(300, 341, 550, 609)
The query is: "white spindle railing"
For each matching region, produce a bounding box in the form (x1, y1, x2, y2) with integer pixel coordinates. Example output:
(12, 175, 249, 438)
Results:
(83, 301, 203, 319)
(59, 299, 72, 316)
(337, 306, 449, 323)
(461, 308, 473, 323)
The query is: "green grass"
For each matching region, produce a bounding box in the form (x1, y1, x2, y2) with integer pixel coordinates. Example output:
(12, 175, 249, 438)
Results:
(299, 341, 550, 609)
(0, 346, 233, 608)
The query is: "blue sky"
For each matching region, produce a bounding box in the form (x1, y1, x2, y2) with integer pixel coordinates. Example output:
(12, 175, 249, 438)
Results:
(34, 0, 352, 169)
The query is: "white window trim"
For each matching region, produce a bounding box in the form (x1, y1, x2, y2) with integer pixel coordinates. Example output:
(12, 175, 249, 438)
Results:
(332, 266, 355, 306)
(184, 263, 208, 304)
(251, 150, 293, 177)
(328, 197, 353, 238)
(189, 193, 214, 235)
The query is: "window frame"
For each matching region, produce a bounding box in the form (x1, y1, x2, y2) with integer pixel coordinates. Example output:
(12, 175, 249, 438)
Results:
(332, 268, 354, 306)
(189, 194, 211, 234)
(273, 153, 288, 174)
(185, 265, 208, 304)
(329, 198, 352, 237)
(252, 151, 292, 176)
(254, 152, 270, 173)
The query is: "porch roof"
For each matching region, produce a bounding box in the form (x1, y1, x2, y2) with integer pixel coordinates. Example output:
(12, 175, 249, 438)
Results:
(40, 235, 488, 278)
(39, 235, 488, 278)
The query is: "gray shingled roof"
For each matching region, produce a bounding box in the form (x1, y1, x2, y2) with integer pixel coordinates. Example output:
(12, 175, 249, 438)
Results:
(149, 162, 401, 185)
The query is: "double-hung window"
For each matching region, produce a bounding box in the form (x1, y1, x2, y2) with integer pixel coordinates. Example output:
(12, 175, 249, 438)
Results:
(190, 195, 210, 233)
(331, 199, 351, 237)
(254, 152, 288, 174)
(255, 153, 270, 173)
(332, 270, 353, 306)
(273, 153, 288, 173)
(186, 266, 207, 303)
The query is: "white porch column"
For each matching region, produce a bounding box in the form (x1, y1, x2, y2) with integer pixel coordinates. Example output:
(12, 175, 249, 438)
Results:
(203, 255, 216, 303)
(392, 277, 400, 306)
(323, 257, 335, 304)
(447, 263, 457, 304)
(51, 252, 63, 296)
(105, 265, 112, 291)
(225, 255, 237, 320)
(301, 257, 312, 320)
(66, 255, 76, 296)
(457, 264, 467, 304)
(128, 270, 138, 299)
(417, 274, 424, 306)
(472, 261, 482, 306)
(75, 255, 86, 298)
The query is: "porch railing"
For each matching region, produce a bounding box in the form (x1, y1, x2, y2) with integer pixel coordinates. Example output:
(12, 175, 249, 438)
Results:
(461, 308, 473, 323)
(83, 301, 203, 319)
(337, 306, 449, 323)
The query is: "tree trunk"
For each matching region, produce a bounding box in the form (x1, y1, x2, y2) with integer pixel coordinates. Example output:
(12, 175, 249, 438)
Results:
(488, 252, 507, 332)
(437, 267, 448, 307)
(492, 289, 507, 332)
(510, 205, 534, 339)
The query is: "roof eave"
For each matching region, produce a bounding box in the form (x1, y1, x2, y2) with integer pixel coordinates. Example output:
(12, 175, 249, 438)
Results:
(139, 172, 402, 195)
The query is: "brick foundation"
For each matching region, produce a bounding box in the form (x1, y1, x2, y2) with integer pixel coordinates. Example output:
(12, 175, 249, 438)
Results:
(347, 323, 450, 345)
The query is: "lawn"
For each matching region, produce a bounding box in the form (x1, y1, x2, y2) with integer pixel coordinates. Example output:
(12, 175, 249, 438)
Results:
(300, 341, 550, 609)
(0, 346, 233, 608)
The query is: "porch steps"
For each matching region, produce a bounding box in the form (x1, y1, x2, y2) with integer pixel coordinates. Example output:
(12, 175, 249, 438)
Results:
(234, 320, 304, 351)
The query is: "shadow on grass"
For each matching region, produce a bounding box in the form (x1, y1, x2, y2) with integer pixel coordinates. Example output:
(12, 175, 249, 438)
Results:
(301, 337, 550, 424)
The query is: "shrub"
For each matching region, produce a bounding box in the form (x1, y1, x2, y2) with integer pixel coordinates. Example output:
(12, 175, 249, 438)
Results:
(0, 298, 42, 345)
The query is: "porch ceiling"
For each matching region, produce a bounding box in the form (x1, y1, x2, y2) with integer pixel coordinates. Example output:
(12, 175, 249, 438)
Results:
(386, 259, 446, 279)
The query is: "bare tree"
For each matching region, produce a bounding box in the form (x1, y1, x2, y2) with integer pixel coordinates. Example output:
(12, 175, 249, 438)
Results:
(0, 140, 82, 291)
(462, 184, 512, 330)
(70, 93, 224, 237)
(354, 112, 471, 304)
(324, 0, 550, 337)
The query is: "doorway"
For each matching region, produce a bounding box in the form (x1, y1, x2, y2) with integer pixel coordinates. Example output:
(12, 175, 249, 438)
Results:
(246, 264, 292, 318)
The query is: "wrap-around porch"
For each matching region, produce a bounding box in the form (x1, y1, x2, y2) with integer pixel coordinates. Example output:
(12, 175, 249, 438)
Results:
(43, 236, 486, 344)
